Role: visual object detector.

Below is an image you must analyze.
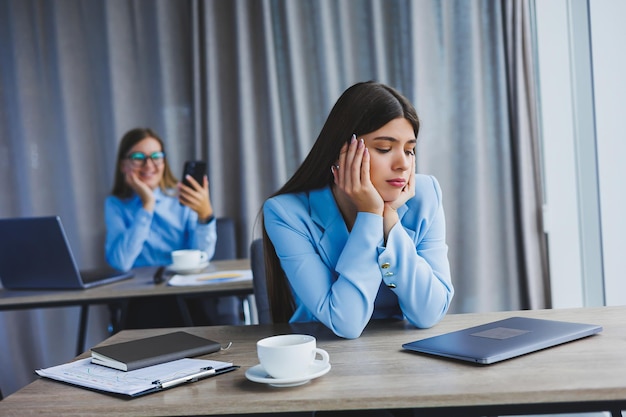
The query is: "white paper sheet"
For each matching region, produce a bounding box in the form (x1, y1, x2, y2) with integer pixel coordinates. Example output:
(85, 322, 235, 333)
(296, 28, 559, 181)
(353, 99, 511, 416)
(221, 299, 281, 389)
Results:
(36, 357, 234, 396)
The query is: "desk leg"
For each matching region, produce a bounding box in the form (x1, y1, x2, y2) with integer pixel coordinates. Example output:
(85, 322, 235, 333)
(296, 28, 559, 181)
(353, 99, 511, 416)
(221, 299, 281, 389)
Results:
(107, 301, 129, 333)
(76, 305, 89, 356)
(176, 296, 194, 326)
(246, 294, 258, 325)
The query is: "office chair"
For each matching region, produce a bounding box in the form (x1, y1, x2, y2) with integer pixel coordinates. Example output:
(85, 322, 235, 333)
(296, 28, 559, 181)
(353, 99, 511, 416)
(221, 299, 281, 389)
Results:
(122, 217, 243, 329)
(250, 238, 272, 324)
(214, 217, 237, 261)
(197, 217, 243, 325)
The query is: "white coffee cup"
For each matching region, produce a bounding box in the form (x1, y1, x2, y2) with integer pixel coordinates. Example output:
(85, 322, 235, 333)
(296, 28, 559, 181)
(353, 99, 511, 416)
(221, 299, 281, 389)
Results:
(171, 249, 208, 269)
(257, 334, 330, 379)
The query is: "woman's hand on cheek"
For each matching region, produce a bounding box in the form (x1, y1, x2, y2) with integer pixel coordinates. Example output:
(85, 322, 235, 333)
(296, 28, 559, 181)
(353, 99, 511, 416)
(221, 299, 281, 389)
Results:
(125, 170, 155, 210)
(332, 135, 384, 216)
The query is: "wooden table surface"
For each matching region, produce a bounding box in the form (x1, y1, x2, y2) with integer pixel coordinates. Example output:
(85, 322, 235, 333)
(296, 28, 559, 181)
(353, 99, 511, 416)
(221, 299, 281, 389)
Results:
(2, 306, 625, 416)
(0, 259, 253, 310)
(0, 259, 254, 355)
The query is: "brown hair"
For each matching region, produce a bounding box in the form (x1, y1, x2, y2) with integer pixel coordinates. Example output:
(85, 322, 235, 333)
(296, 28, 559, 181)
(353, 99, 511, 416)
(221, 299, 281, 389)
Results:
(263, 81, 420, 323)
(110, 128, 178, 199)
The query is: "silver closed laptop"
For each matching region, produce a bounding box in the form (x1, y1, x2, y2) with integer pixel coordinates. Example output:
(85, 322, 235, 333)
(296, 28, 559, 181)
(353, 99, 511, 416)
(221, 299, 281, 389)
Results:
(402, 316, 602, 365)
(0, 216, 132, 290)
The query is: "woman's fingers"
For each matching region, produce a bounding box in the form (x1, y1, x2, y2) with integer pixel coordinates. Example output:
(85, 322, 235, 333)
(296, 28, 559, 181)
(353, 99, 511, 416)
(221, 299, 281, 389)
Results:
(334, 141, 348, 185)
(343, 135, 357, 189)
(179, 175, 212, 217)
(406, 154, 416, 196)
(360, 145, 370, 185)
(344, 135, 366, 192)
(335, 134, 369, 192)
(351, 138, 366, 189)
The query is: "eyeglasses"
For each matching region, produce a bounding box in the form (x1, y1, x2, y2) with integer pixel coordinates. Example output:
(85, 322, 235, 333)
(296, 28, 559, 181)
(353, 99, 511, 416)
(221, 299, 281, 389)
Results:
(126, 151, 166, 168)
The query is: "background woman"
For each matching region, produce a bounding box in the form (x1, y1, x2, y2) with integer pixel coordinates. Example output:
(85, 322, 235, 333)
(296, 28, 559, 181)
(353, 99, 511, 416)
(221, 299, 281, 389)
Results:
(106, 127, 216, 271)
(106, 127, 232, 327)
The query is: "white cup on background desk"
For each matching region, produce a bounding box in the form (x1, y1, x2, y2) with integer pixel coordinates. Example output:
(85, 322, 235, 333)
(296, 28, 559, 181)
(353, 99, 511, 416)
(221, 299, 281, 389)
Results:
(257, 334, 330, 379)
(171, 249, 208, 269)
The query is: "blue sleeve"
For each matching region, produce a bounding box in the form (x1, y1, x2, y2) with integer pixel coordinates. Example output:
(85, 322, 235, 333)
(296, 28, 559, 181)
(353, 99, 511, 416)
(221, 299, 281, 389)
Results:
(104, 196, 152, 271)
(188, 215, 217, 260)
(264, 198, 384, 339)
(378, 175, 454, 328)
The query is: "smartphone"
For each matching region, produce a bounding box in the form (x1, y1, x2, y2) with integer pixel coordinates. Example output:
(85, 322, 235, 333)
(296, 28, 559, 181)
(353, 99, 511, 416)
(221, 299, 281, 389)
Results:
(182, 160, 207, 187)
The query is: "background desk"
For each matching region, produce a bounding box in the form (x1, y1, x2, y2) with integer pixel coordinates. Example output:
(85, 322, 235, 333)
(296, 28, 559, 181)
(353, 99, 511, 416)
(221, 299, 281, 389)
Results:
(1, 306, 625, 416)
(0, 259, 253, 355)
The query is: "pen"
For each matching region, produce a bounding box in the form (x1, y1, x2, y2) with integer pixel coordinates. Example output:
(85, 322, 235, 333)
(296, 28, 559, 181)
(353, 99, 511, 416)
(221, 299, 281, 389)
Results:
(153, 266, 167, 284)
(195, 273, 242, 281)
(152, 366, 215, 389)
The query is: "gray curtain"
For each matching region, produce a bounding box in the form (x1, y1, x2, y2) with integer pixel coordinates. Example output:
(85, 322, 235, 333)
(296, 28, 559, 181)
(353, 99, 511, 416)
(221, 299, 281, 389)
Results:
(0, 0, 547, 397)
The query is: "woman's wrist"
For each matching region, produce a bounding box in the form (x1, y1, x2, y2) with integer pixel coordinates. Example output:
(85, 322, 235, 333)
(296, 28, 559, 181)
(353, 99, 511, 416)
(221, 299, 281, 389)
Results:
(142, 200, 155, 213)
(198, 213, 215, 224)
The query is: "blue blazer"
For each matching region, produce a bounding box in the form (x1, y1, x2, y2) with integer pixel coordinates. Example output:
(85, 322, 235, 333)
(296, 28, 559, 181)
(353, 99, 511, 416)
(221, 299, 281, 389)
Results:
(105, 188, 217, 271)
(263, 174, 454, 339)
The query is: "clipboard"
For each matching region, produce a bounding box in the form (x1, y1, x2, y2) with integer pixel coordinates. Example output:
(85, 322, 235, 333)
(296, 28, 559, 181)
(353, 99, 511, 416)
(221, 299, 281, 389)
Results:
(36, 357, 239, 397)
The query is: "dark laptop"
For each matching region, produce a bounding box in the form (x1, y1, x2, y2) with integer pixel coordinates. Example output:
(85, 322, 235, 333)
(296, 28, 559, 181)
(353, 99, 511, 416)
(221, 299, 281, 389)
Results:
(402, 316, 602, 365)
(0, 216, 133, 290)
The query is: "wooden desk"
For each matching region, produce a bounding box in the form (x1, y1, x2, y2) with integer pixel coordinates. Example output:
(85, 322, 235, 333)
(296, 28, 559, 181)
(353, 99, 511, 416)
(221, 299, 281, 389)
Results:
(1, 306, 625, 416)
(0, 259, 253, 355)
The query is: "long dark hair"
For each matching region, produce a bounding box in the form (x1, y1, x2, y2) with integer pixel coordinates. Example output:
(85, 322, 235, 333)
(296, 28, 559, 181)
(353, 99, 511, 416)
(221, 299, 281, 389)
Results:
(110, 127, 178, 199)
(263, 81, 420, 323)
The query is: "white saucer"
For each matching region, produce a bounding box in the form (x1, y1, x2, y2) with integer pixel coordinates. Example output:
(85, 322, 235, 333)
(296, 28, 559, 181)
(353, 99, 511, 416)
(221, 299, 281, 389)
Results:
(245, 361, 331, 387)
(167, 261, 210, 274)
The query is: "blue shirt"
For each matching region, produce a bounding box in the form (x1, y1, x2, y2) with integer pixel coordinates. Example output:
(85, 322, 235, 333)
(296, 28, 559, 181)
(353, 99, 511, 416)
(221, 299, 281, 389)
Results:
(263, 175, 454, 339)
(105, 188, 217, 271)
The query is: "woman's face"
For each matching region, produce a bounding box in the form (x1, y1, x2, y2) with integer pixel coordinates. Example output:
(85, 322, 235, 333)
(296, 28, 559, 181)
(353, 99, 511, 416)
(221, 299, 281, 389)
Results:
(361, 117, 416, 202)
(122, 137, 165, 190)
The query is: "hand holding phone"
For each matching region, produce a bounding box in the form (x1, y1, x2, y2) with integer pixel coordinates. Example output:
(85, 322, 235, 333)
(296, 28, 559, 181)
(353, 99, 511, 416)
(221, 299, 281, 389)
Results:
(182, 160, 207, 187)
(179, 161, 212, 220)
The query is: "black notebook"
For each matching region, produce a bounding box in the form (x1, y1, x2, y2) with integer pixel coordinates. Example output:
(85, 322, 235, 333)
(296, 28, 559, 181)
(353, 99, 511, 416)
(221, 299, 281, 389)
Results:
(91, 331, 222, 371)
